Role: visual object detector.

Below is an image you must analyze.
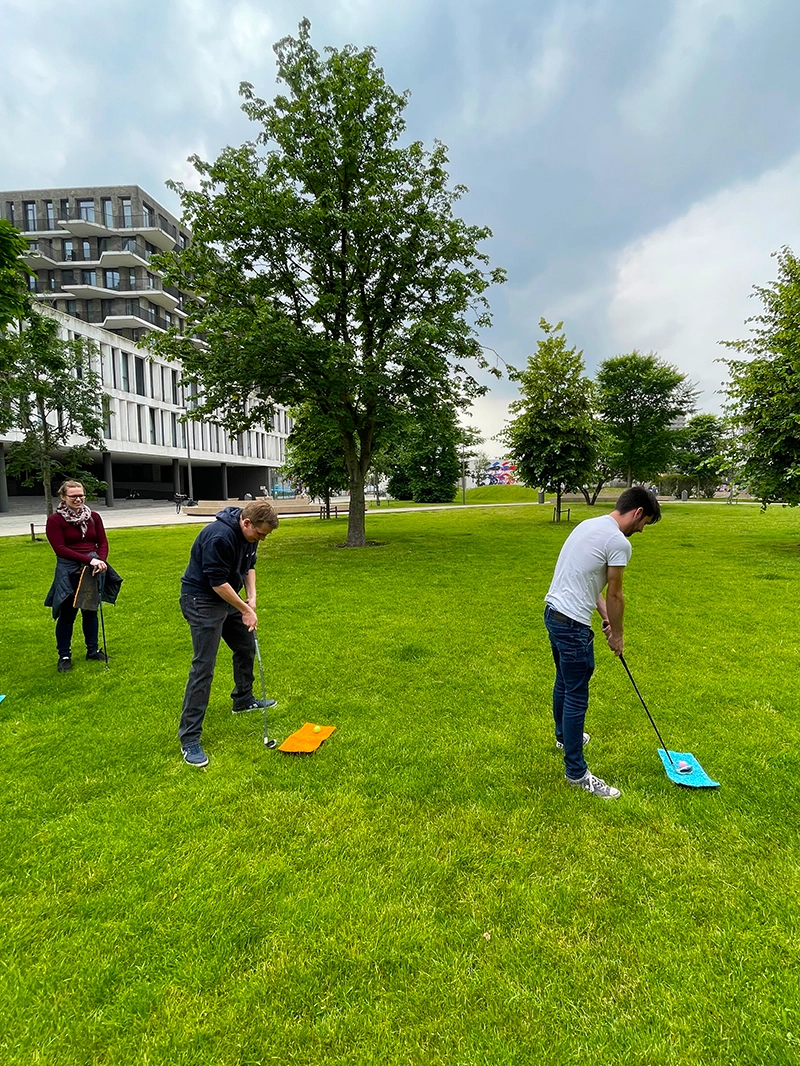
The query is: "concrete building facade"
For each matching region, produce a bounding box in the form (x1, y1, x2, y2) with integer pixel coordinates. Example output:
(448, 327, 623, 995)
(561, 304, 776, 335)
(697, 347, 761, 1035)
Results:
(0, 186, 292, 507)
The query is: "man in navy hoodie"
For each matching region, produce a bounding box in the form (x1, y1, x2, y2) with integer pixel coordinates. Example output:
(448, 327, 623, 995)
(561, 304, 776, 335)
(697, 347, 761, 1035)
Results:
(178, 500, 279, 767)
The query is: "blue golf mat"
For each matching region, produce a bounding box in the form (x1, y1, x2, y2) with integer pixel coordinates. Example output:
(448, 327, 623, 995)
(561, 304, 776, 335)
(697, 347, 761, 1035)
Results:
(658, 749, 719, 789)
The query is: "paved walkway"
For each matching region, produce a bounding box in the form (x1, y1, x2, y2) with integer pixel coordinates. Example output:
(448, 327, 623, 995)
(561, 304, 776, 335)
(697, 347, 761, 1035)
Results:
(0, 497, 546, 538)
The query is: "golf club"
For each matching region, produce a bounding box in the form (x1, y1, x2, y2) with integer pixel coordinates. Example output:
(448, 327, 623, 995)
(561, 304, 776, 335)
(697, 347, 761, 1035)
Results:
(618, 654, 680, 770)
(254, 635, 277, 749)
(98, 571, 109, 670)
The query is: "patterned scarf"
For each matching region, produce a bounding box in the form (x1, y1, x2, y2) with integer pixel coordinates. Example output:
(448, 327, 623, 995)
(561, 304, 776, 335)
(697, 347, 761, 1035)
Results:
(57, 501, 92, 538)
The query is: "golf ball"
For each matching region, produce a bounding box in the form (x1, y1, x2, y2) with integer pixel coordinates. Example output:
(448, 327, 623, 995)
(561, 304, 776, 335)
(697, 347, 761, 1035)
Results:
(677, 760, 691, 773)
(313, 725, 321, 733)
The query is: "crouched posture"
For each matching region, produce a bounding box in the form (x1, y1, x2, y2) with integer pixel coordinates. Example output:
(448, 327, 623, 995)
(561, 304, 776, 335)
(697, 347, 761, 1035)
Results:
(544, 487, 661, 800)
(178, 500, 279, 768)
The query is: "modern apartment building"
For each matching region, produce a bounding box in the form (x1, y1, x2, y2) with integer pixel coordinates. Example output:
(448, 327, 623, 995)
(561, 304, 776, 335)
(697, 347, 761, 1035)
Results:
(0, 186, 292, 506)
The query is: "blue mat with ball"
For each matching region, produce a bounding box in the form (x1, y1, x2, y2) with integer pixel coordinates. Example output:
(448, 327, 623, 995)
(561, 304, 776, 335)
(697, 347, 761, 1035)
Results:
(658, 749, 719, 789)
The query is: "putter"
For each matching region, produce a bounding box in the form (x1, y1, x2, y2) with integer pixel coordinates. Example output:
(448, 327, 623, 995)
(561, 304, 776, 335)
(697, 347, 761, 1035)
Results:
(254, 635, 277, 749)
(618, 654, 719, 789)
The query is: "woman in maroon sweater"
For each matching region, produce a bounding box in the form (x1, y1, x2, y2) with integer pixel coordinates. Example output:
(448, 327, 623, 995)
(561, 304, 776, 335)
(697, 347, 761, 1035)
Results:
(45, 480, 111, 672)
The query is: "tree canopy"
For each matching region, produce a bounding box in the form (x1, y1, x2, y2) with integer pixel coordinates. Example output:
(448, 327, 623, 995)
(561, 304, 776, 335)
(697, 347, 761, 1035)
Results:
(721, 247, 800, 506)
(596, 350, 696, 486)
(151, 19, 504, 545)
(501, 319, 599, 519)
(0, 219, 32, 330)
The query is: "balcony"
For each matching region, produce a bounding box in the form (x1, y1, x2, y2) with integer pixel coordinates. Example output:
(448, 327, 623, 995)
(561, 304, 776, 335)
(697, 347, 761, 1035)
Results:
(54, 212, 181, 250)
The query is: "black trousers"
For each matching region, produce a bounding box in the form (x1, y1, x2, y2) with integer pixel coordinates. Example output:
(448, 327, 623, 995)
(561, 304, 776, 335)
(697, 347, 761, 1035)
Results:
(178, 594, 256, 745)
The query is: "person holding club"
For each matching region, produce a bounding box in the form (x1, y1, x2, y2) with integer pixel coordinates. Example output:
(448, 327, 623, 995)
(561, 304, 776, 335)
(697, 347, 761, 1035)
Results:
(178, 499, 279, 769)
(45, 479, 121, 672)
(543, 486, 661, 799)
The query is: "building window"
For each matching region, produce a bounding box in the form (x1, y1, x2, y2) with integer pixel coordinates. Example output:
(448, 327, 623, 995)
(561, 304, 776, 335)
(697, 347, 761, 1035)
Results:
(134, 356, 146, 396)
(66, 300, 77, 316)
(61, 269, 74, 284)
(82, 239, 92, 260)
(85, 300, 95, 321)
(149, 407, 157, 444)
(121, 198, 132, 227)
(171, 369, 179, 406)
(127, 268, 136, 290)
(7, 202, 15, 224)
(62, 239, 74, 261)
(81, 270, 97, 286)
(125, 298, 140, 318)
(122, 236, 137, 254)
(23, 202, 37, 230)
(28, 274, 38, 292)
(101, 199, 113, 227)
(104, 269, 120, 290)
(28, 240, 39, 252)
(146, 271, 157, 289)
(121, 352, 130, 392)
(60, 199, 70, 220)
(101, 299, 114, 319)
(48, 271, 56, 291)
(142, 203, 153, 227)
(102, 397, 113, 439)
(111, 349, 119, 389)
(45, 201, 55, 228)
(78, 199, 95, 222)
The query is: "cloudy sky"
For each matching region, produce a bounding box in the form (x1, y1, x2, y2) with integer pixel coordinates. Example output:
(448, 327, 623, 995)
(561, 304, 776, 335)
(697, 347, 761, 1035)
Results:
(3, 0, 800, 445)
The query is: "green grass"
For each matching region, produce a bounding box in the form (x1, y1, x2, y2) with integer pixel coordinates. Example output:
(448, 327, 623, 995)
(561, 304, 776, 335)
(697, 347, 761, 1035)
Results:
(1, 503, 799, 1065)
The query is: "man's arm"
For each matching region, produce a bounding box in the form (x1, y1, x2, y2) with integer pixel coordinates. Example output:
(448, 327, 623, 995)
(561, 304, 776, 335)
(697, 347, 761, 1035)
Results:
(211, 581, 258, 631)
(242, 568, 256, 609)
(603, 566, 625, 655)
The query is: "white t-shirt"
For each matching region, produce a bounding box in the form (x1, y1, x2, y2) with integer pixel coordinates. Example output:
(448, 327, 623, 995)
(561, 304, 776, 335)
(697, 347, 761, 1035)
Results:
(545, 514, 632, 626)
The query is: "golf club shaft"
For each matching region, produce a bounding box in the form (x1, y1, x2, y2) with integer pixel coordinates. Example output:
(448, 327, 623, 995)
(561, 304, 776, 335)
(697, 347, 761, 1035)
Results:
(254, 635, 270, 743)
(619, 655, 675, 767)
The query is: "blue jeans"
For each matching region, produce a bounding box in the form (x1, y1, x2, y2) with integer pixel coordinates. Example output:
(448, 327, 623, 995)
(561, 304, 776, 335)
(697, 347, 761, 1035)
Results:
(544, 605, 594, 779)
(178, 594, 256, 745)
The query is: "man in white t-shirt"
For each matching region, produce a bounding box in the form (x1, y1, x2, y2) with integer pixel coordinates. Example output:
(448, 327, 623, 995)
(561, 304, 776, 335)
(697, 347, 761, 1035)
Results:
(544, 487, 662, 799)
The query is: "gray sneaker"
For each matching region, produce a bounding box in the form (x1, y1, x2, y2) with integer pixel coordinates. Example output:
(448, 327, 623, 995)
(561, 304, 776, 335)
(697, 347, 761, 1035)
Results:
(556, 732, 590, 751)
(565, 770, 621, 799)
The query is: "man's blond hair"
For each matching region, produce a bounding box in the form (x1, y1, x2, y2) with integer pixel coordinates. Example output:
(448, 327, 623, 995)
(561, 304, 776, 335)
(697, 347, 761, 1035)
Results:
(241, 499, 279, 529)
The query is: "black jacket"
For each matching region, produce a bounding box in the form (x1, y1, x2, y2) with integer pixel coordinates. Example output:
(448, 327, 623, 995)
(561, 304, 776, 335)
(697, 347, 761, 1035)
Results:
(181, 507, 257, 597)
(44, 559, 123, 619)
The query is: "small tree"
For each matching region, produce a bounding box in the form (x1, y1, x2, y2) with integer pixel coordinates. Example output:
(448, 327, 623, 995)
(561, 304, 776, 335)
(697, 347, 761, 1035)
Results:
(721, 247, 800, 506)
(385, 402, 462, 503)
(501, 319, 599, 520)
(0, 311, 106, 513)
(673, 413, 727, 498)
(281, 403, 349, 516)
(597, 350, 696, 486)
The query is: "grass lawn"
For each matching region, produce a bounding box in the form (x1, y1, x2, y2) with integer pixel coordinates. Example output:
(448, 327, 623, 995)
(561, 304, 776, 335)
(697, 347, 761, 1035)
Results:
(1, 502, 798, 1065)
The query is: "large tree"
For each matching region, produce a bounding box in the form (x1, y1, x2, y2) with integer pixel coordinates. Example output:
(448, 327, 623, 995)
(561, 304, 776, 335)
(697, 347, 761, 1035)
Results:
(596, 350, 696, 486)
(721, 247, 800, 506)
(500, 319, 599, 519)
(0, 219, 32, 330)
(0, 311, 106, 512)
(151, 19, 504, 546)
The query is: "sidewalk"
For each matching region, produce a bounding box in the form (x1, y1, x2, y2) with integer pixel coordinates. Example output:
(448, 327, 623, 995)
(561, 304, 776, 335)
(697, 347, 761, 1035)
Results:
(0, 497, 545, 538)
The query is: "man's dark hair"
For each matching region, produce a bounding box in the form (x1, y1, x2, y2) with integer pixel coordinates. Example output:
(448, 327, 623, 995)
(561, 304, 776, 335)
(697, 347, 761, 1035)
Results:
(615, 486, 662, 523)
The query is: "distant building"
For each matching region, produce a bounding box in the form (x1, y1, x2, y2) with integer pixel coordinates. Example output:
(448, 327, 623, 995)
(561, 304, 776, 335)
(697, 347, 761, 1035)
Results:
(0, 186, 291, 505)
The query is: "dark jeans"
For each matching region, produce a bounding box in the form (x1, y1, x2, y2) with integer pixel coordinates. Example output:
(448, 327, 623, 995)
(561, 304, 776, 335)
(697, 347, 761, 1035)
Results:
(178, 594, 256, 745)
(544, 605, 595, 779)
(55, 571, 99, 657)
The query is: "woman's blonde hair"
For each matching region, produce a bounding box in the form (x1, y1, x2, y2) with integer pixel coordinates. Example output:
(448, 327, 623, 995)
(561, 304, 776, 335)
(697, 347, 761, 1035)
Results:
(58, 479, 85, 498)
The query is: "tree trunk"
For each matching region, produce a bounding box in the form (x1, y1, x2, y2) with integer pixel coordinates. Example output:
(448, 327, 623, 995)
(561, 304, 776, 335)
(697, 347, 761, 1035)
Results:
(346, 467, 366, 545)
(555, 486, 562, 522)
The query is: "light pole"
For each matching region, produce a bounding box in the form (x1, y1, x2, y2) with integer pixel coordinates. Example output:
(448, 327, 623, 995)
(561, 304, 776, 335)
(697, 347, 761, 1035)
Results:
(185, 415, 194, 500)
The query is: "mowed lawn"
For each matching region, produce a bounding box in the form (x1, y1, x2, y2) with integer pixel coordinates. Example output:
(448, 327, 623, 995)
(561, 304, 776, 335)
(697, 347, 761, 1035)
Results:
(1, 502, 798, 1066)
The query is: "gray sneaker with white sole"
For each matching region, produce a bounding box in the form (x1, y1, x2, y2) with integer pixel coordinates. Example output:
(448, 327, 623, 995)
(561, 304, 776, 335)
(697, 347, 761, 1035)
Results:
(565, 770, 621, 799)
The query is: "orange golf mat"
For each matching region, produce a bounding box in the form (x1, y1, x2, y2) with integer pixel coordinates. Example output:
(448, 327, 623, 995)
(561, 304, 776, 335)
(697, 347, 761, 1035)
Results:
(278, 723, 336, 753)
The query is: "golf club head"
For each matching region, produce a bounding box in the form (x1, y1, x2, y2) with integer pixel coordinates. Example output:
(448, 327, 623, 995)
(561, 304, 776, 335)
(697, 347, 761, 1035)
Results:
(264, 737, 277, 749)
